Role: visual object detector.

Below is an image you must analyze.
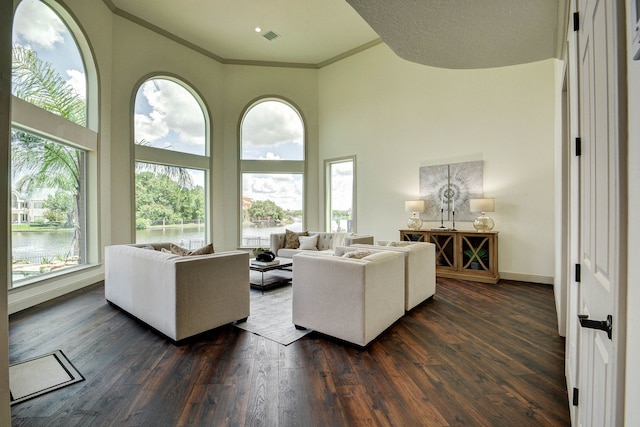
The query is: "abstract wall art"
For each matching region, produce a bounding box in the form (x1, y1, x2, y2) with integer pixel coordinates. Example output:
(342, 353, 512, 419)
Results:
(419, 160, 483, 221)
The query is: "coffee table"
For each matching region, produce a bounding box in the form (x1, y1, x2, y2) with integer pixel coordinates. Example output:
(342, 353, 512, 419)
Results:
(249, 258, 293, 291)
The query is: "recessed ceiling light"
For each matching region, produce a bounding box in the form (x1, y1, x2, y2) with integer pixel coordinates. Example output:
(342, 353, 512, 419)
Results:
(255, 27, 262, 33)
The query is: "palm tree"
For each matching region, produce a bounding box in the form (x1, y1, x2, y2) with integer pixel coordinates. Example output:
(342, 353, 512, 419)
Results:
(11, 45, 86, 261)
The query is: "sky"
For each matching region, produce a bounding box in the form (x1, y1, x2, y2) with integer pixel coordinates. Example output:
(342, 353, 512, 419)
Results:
(12, 0, 85, 99)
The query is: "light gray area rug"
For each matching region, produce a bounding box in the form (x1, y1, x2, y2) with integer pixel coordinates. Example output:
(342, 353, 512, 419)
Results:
(235, 283, 311, 346)
(10, 350, 84, 405)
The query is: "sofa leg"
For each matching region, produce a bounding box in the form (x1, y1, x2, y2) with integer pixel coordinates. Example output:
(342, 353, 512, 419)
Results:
(294, 324, 307, 330)
(235, 317, 248, 323)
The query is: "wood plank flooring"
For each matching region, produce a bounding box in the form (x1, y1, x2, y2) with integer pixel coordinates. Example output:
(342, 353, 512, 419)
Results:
(9, 278, 570, 426)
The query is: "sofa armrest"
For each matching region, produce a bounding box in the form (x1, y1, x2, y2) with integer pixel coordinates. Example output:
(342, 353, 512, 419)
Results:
(292, 251, 404, 346)
(270, 233, 286, 253)
(173, 251, 250, 339)
(344, 234, 374, 246)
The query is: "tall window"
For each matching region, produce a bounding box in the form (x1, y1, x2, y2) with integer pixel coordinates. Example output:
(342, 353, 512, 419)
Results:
(325, 157, 356, 233)
(11, 0, 96, 287)
(240, 99, 305, 247)
(134, 78, 209, 248)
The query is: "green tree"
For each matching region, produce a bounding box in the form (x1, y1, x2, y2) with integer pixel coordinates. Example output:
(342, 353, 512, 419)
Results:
(248, 200, 285, 225)
(135, 171, 204, 225)
(11, 45, 86, 261)
(43, 191, 74, 226)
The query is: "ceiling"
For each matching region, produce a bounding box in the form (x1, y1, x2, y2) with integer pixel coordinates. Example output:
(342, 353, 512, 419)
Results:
(105, 0, 568, 69)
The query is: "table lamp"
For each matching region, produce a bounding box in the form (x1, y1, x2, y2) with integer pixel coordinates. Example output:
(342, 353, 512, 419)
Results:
(405, 200, 425, 230)
(469, 198, 495, 232)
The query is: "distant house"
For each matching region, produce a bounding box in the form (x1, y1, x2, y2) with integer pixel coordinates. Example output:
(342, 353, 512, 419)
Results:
(10, 190, 52, 224)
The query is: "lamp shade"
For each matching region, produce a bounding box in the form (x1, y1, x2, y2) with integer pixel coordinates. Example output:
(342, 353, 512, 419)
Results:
(405, 200, 425, 213)
(469, 198, 495, 213)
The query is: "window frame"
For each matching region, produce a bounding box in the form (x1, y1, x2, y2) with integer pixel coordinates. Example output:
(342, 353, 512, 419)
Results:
(324, 156, 357, 233)
(132, 75, 212, 245)
(238, 97, 306, 248)
(9, 0, 98, 290)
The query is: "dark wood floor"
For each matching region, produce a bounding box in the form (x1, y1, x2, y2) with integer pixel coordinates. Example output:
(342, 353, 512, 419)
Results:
(9, 278, 570, 426)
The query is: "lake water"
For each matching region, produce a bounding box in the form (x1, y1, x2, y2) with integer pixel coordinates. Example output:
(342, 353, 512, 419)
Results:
(11, 219, 303, 262)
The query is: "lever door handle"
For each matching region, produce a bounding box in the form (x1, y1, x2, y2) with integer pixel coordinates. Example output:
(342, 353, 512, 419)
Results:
(578, 314, 612, 340)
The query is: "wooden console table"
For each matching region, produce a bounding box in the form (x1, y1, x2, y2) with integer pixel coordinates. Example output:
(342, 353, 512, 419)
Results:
(400, 229, 499, 284)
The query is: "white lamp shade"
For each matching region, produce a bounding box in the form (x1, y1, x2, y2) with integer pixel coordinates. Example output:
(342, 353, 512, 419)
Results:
(469, 198, 495, 213)
(405, 200, 425, 212)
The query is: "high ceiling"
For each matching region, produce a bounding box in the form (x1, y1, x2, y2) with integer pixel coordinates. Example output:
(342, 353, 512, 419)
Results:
(105, 0, 568, 69)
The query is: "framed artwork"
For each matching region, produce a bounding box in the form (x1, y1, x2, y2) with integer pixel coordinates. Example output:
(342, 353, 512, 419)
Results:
(419, 160, 483, 221)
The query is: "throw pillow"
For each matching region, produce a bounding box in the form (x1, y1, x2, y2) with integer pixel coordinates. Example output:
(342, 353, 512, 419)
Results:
(189, 243, 214, 255)
(169, 243, 190, 256)
(298, 235, 319, 251)
(342, 249, 372, 259)
(388, 241, 412, 247)
(141, 244, 155, 250)
(284, 229, 309, 249)
(160, 248, 172, 254)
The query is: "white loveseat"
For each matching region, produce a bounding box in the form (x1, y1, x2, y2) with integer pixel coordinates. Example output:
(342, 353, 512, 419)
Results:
(336, 242, 436, 311)
(105, 243, 250, 342)
(269, 231, 374, 259)
(292, 250, 405, 346)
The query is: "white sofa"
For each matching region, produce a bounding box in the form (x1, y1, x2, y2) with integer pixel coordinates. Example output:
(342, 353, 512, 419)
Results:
(292, 250, 405, 346)
(269, 231, 374, 259)
(105, 243, 250, 342)
(335, 241, 436, 311)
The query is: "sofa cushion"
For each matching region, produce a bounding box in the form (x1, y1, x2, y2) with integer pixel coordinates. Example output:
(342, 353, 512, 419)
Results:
(342, 249, 372, 259)
(388, 241, 414, 247)
(285, 229, 308, 249)
(189, 243, 214, 255)
(169, 243, 191, 256)
(298, 235, 319, 250)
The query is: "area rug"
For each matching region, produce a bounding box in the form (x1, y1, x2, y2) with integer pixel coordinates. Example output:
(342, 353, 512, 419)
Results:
(9, 350, 84, 405)
(235, 283, 311, 346)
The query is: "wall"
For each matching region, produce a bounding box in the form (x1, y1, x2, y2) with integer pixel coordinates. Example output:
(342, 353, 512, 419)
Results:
(319, 45, 560, 282)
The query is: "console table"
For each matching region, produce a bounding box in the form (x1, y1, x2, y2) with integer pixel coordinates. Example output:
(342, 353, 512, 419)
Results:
(400, 229, 499, 284)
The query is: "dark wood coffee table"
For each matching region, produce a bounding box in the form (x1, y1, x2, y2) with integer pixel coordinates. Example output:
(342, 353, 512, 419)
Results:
(249, 258, 293, 291)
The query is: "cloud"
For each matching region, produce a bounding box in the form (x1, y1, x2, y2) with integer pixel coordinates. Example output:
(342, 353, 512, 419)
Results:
(260, 152, 282, 160)
(13, 0, 66, 50)
(140, 79, 206, 150)
(243, 173, 303, 211)
(134, 113, 169, 144)
(65, 69, 86, 99)
(242, 101, 303, 147)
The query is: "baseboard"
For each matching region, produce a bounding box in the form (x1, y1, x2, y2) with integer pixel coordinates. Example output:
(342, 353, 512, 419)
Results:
(499, 271, 554, 285)
(9, 267, 104, 315)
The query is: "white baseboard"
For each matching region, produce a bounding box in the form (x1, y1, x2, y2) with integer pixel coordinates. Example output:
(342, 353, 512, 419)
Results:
(499, 271, 554, 285)
(9, 267, 104, 315)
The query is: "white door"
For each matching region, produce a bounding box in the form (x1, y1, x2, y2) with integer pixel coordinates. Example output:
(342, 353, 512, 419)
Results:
(575, 0, 625, 425)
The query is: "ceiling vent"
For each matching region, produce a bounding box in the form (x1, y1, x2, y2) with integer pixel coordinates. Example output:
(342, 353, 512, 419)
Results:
(262, 31, 280, 41)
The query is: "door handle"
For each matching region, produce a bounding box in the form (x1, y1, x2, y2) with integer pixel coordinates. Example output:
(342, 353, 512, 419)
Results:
(578, 314, 612, 340)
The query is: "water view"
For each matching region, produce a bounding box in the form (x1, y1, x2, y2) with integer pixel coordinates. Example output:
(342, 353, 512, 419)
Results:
(11, 219, 302, 284)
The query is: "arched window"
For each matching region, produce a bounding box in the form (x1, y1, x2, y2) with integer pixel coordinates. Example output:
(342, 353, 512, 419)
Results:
(10, 0, 97, 287)
(240, 99, 305, 247)
(134, 77, 209, 249)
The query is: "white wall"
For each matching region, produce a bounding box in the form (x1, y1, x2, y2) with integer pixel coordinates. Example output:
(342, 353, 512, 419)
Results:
(319, 45, 560, 282)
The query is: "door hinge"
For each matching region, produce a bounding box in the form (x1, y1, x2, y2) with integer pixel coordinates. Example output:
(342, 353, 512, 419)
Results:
(573, 12, 579, 31)
(573, 387, 579, 406)
(575, 137, 582, 156)
(575, 263, 581, 282)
